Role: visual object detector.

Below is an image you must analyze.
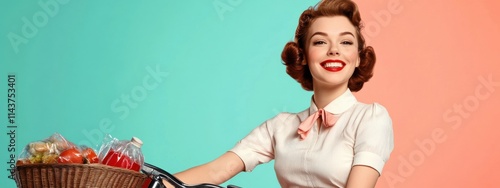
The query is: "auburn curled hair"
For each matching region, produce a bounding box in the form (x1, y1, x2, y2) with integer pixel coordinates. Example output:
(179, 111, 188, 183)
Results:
(281, 0, 376, 92)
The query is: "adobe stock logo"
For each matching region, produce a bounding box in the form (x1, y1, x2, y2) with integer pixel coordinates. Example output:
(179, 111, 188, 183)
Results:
(7, 0, 70, 54)
(442, 74, 500, 129)
(362, 0, 411, 44)
(78, 64, 169, 147)
(384, 74, 500, 188)
(213, 0, 243, 21)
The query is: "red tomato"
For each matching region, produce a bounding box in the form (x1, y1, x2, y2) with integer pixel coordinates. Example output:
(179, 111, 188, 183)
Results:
(57, 148, 83, 164)
(16, 159, 30, 165)
(82, 148, 99, 163)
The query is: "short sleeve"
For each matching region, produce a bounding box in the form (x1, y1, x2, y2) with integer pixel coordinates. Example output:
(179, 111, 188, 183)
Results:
(352, 103, 394, 175)
(229, 114, 282, 172)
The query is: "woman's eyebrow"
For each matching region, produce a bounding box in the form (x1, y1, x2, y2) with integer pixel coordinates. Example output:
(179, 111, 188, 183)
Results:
(339, 31, 355, 37)
(309, 31, 355, 40)
(309, 31, 328, 40)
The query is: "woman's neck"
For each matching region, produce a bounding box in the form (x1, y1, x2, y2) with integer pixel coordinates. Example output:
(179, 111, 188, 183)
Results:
(312, 83, 348, 109)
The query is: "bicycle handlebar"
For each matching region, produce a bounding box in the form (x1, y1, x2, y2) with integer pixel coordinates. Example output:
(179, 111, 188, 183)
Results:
(141, 162, 240, 188)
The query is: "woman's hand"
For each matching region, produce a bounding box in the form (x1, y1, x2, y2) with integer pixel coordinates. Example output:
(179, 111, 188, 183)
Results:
(163, 151, 244, 188)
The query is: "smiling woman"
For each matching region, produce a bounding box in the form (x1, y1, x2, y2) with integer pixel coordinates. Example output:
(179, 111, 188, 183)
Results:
(282, 0, 375, 94)
(166, 0, 393, 188)
(306, 16, 361, 100)
(3, 0, 499, 187)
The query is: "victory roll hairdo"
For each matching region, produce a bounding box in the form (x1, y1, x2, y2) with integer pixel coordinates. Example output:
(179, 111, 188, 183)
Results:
(281, 0, 376, 92)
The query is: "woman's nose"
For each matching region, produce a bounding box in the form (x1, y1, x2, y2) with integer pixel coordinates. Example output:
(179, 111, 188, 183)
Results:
(328, 45, 340, 56)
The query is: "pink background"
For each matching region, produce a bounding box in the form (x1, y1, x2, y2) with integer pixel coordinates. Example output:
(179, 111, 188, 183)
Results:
(353, 0, 500, 187)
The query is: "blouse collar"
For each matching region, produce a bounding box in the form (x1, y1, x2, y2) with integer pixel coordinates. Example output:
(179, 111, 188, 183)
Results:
(309, 89, 357, 115)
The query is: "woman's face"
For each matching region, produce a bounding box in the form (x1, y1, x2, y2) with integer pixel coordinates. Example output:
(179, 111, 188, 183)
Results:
(306, 16, 360, 90)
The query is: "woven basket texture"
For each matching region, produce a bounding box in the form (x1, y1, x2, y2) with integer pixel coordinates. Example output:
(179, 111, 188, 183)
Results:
(15, 163, 147, 188)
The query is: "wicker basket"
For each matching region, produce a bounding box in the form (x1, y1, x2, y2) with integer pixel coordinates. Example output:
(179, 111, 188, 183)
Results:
(15, 163, 147, 188)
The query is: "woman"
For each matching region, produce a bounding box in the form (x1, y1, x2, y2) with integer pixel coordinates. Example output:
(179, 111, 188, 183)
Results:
(167, 0, 394, 187)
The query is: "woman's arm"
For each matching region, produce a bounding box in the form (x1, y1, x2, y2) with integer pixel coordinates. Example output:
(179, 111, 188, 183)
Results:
(346, 104, 393, 188)
(163, 151, 244, 188)
(345, 165, 380, 188)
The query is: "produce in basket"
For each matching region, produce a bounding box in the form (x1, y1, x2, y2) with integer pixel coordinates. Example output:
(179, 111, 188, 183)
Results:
(57, 148, 83, 163)
(82, 146, 99, 163)
(17, 133, 74, 164)
(16, 133, 99, 165)
(99, 136, 145, 172)
(15, 133, 147, 188)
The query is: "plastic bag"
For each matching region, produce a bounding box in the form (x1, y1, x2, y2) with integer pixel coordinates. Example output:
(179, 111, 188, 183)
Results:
(17, 133, 76, 164)
(16, 133, 99, 165)
(98, 135, 144, 171)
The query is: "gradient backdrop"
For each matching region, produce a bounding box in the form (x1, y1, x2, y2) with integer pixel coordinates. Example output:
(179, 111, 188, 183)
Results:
(1, 0, 499, 187)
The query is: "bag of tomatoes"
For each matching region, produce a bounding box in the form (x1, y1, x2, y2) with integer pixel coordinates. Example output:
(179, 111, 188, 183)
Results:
(57, 145, 99, 164)
(98, 134, 145, 172)
(16, 132, 99, 165)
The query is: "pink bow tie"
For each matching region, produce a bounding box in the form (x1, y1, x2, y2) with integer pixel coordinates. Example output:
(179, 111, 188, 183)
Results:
(298, 109, 338, 140)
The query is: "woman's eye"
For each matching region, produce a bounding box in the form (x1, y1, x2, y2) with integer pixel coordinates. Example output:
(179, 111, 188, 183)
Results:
(341, 41, 354, 45)
(313, 41, 326, 45)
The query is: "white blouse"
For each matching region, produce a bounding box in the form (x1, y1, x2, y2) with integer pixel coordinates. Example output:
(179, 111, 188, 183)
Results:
(230, 89, 394, 188)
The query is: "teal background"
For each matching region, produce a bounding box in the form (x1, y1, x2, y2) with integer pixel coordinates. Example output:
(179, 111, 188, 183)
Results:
(1, 0, 317, 187)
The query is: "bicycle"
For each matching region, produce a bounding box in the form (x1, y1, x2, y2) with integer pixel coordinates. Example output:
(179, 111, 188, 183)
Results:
(141, 163, 241, 188)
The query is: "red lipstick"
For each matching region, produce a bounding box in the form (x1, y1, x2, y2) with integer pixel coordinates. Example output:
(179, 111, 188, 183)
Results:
(320, 59, 346, 72)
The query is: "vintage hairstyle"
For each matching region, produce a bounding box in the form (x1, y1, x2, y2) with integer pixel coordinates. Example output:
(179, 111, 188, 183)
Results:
(281, 0, 376, 92)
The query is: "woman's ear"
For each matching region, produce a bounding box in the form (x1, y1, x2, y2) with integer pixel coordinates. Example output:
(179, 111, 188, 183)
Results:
(356, 57, 360, 67)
